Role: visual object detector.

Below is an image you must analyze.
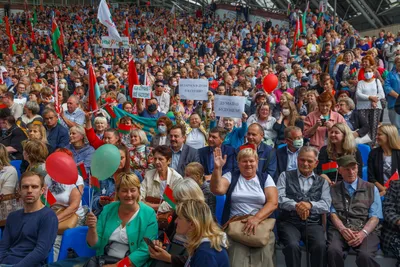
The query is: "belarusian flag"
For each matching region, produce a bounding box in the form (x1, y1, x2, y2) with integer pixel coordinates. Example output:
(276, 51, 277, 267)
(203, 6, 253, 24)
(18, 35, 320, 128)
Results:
(104, 103, 116, 118)
(4, 16, 10, 37)
(118, 123, 131, 134)
(41, 189, 57, 207)
(128, 54, 139, 103)
(287, 3, 291, 16)
(384, 171, 399, 189)
(163, 185, 176, 210)
(322, 162, 338, 174)
(33, 9, 37, 26)
(292, 17, 300, 52)
(9, 34, 16, 55)
(77, 162, 88, 180)
(302, 1, 309, 35)
(51, 19, 63, 59)
(124, 18, 129, 37)
(88, 64, 99, 111)
(265, 34, 271, 53)
(90, 176, 100, 192)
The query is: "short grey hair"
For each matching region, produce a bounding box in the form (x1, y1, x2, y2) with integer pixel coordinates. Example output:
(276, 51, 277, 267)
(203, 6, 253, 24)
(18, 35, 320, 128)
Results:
(25, 101, 40, 114)
(338, 98, 355, 110)
(299, 146, 319, 159)
(94, 116, 107, 125)
(130, 129, 149, 145)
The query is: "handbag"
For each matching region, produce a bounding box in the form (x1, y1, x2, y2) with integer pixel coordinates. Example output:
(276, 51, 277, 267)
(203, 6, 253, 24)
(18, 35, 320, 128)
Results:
(51, 205, 79, 235)
(0, 193, 23, 227)
(145, 196, 173, 231)
(83, 255, 120, 267)
(222, 215, 276, 248)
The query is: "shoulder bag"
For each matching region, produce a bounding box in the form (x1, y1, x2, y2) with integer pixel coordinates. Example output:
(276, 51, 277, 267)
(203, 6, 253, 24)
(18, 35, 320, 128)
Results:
(222, 214, 276, 247)
(51, 204, 79, 235)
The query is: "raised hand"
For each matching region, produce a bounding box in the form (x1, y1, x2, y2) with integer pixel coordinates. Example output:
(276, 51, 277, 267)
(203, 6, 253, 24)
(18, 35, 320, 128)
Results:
(214, 147, 227, 169)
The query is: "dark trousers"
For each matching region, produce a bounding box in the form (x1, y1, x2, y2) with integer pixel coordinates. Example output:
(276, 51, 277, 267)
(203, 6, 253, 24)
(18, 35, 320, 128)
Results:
(278, 221, 327, 267)
(327, 229, 380, 267)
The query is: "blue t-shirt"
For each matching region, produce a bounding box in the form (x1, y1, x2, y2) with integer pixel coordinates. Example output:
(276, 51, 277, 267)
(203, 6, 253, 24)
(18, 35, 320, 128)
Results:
(190, 241, 229, 267)
(139, 110, 166, 119)
(0, 206, 58, 267)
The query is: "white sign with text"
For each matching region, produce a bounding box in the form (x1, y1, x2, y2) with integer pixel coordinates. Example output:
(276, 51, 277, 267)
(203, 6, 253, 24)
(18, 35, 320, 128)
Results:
(133, 85, 151, 99)
(101, 36, 130, 48)
(214, 95, 245, 118)
(179, 79, 209, 101)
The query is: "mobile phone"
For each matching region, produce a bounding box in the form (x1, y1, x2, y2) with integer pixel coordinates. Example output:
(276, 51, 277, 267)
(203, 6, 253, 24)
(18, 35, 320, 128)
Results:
(143, 237, 156, 249)
(321, 119, 327, 125)
(100, 196, 111, 201)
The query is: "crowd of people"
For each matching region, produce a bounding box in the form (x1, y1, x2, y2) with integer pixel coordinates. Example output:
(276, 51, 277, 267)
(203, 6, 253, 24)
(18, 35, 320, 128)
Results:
(0, 1, 399, 267)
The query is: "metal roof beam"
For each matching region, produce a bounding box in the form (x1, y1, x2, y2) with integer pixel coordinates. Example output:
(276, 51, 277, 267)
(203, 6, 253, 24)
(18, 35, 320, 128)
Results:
(347, 0, 378, 28)
(356, 0, 384, 27)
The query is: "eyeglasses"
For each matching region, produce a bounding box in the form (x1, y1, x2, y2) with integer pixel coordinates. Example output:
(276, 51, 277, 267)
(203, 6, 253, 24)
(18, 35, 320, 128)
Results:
(156, 84, 164, 87)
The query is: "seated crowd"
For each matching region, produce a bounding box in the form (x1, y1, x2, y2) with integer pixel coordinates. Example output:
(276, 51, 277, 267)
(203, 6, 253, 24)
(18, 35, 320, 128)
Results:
(0, 2, 399, 267)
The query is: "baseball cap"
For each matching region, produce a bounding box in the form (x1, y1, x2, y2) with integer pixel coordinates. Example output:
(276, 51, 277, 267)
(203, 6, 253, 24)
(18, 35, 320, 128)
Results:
(337, 155, 358, 167)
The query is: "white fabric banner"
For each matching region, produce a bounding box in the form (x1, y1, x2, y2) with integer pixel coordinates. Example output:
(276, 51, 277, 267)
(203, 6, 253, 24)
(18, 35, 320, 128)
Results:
(98, 0, 122, 41)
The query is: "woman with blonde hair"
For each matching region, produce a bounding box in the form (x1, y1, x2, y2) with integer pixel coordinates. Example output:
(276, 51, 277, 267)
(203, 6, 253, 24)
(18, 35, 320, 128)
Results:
(0, 144, 18, 194)
(85, 172, 158, 267)
(130, 128, 153, 178)
(185, 162, 216, 214)
(316, 123, 363, 184)
(23, 139, 49, 178)
(175, 200, 229, 267)
(247, 103, 277, 143)
(368, 124, 400, 196)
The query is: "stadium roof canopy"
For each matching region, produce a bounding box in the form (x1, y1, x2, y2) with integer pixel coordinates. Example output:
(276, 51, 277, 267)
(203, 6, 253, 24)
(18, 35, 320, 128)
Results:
(151, 0, 400, 32)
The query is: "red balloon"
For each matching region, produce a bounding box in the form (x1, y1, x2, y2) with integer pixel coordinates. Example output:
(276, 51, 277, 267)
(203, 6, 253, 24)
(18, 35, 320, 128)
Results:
(45, 152, 78, 185)
(263, 74, 278, 94)
(297, 40, 304, 48)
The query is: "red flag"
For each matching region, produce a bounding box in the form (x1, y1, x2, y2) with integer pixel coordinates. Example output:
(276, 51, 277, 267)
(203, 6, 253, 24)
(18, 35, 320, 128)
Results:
(128, 55, 139, 103)
(88, 64, 98, 111)
(292, 18, 300, 52)
(4, 16, 10, 37)
(163, 232, 170, 245)
(385, 171, 399, 189)
(163, 26, 167, 36)
(46, 35, 51, 45)
(124, 18, 129, 37)
(90, 176, 100, 192)
(77, 162, 88, 180)
(266, 34, 271, 53)
(9, 34, 16, 55)
(117, 257, 131, 267)
(84, 40, 89, 52)
(104, 103, 116, 118)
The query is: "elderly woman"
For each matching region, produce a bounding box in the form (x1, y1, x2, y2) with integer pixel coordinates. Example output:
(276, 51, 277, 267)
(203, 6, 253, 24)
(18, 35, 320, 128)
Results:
(247, 103, 277, 145)
(357, 55, 383, 83)
(17, 101, 43, 129)
(45, 148, 85, 260)
(356, 65, 385, 144)
(306, 36, 321, 57)
(85, 112, 121, 149)
(0, 109, 28, 160)
(86, 172, 158, 267)
(210, 147, 278, 267)
(184, 162, 216, 214)
(150, 116, 173, 148)
(368, 124, 400, 196)
(382, 180, 400, 266)
(65, 125, 95, 176)
(130, 129, 153, 178)
(0, 144, 18, 194)
(148, 178, 206, 265)
(304, 91, 346, 149)
(93, 116, 108, 139)
(316, 123, 363, 184)
(141, 145, 183, 213)
(337, 97, 370, 143)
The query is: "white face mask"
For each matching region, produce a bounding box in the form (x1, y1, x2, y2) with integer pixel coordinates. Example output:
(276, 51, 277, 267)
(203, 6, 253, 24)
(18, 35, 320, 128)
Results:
(75, 82, 82, 87)
(172, 82, 177, 87)
(59, 83, 66, 89)
(364, 72, 373, 80)
(282, 109, 290, 116)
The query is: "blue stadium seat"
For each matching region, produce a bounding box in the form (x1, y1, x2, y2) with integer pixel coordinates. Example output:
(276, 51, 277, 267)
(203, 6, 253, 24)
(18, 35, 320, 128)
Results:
(82, 186, 90, 207)
(357, 144, 371, 167)
(0, 228, 2, 240)
(11, 160, 22, 179)
(47, 247, 54, 264)
(215, 195, 226, 225)
(57, 226, 96, 261)
(362, 166, 368, 181)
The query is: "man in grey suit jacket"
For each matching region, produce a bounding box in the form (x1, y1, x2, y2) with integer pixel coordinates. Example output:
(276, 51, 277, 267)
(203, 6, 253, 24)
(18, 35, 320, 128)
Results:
(169, 124, 200, 176)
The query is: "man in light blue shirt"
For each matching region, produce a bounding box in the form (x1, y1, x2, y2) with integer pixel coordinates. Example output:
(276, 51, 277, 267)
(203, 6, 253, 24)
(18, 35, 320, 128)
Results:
(328, 155, 382, 267)
(60, 95, 85, 129)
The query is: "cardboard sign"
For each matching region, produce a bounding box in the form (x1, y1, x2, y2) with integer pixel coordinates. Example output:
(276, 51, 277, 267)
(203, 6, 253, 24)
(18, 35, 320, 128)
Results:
(179, 79, 209, 101)
(101, 36, 129, 48)
(214, 95, 245, 118)
(133, 85, 151, 99)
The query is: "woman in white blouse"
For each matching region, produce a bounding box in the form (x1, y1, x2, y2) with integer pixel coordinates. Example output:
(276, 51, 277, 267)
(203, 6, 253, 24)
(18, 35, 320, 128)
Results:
(356, 66, 385, 144)
(247, 103, 277, 145)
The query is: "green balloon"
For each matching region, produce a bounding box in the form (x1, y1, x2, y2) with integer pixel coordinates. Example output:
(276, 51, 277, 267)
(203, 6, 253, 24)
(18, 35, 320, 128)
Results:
(90, 144, 121, 180)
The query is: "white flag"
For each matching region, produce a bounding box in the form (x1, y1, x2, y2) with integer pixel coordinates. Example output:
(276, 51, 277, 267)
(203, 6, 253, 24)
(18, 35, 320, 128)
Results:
(97, 0, 121, 41)
(170, 5, 175, 14)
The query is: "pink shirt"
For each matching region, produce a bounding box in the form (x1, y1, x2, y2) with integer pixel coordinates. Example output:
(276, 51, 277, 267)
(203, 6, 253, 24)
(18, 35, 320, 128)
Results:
(274, 88, 294, 103)
(304, 110, 346, 149)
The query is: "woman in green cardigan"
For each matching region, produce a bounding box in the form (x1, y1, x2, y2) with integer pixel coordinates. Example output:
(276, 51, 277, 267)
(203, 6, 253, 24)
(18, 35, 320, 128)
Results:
(85, 172, 158, 267)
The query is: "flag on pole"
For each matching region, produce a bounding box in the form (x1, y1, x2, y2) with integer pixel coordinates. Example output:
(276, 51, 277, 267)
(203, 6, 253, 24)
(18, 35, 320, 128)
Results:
(33, 9, 38, 26)
(302, 1, 309, 35)
(322, 162, 338, 174)
(41, 189, 57, 207)
(124, 18, 129, 37)
(90, 176, 100, 192)
(9, 34, 16, 55)
(51, 19, 63, 59)
(128, 54, 139, 103)
(88, 64, 99, 111)
(104, 103, 117, 118)
(287, 3, 291, 16)
(77, 162, 88, 180)
(265, 34, 271, 53)
(384, 171, 399, 189)
(54, 68, 60, 114)
(4, 16, 10, 37)
(163, 185, 176, 210)
(97, 0, 122, 41)
(292, 18, 300, 52)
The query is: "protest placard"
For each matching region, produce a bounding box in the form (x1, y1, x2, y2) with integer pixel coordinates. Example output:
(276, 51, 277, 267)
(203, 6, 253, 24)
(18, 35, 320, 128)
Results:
(133, 85, 151, 99)
(214, 95, 245, 118)
(179, 79, 209, 101)
(101, 36, 130, 48)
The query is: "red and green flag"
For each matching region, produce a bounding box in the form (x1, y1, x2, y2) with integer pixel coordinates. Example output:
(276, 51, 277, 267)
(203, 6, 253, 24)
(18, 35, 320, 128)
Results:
(302, 1, 309, 35)
(77, 162, 88, 180)
(51, 19, 63, 60)
(88, 64, 100, 111)
(128, 54, 139, 103)
(41, 189, 57, 207)
(384, 171, 399, 189)
(163, 185, 176, 210)
(287, 3, 291, 16)
(104, 103, 117, 118)
(33, 9, 37, 26)
(9, 34, 16, 55)
(90, 176, 100, 192)
(118, 123, 131, 134)
(292, 17, 300, 52)
(4, 16, 10, 37)
(322, 162, 338, 174)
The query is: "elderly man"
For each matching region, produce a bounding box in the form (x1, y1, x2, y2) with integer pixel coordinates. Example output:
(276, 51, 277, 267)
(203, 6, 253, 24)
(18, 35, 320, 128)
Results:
(277, 146, 331, 267)
(327, 155, 382, 267)
(43, 108, 69, 150)
(60, 95, 85, 128)
(277, 126, 304, 176)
